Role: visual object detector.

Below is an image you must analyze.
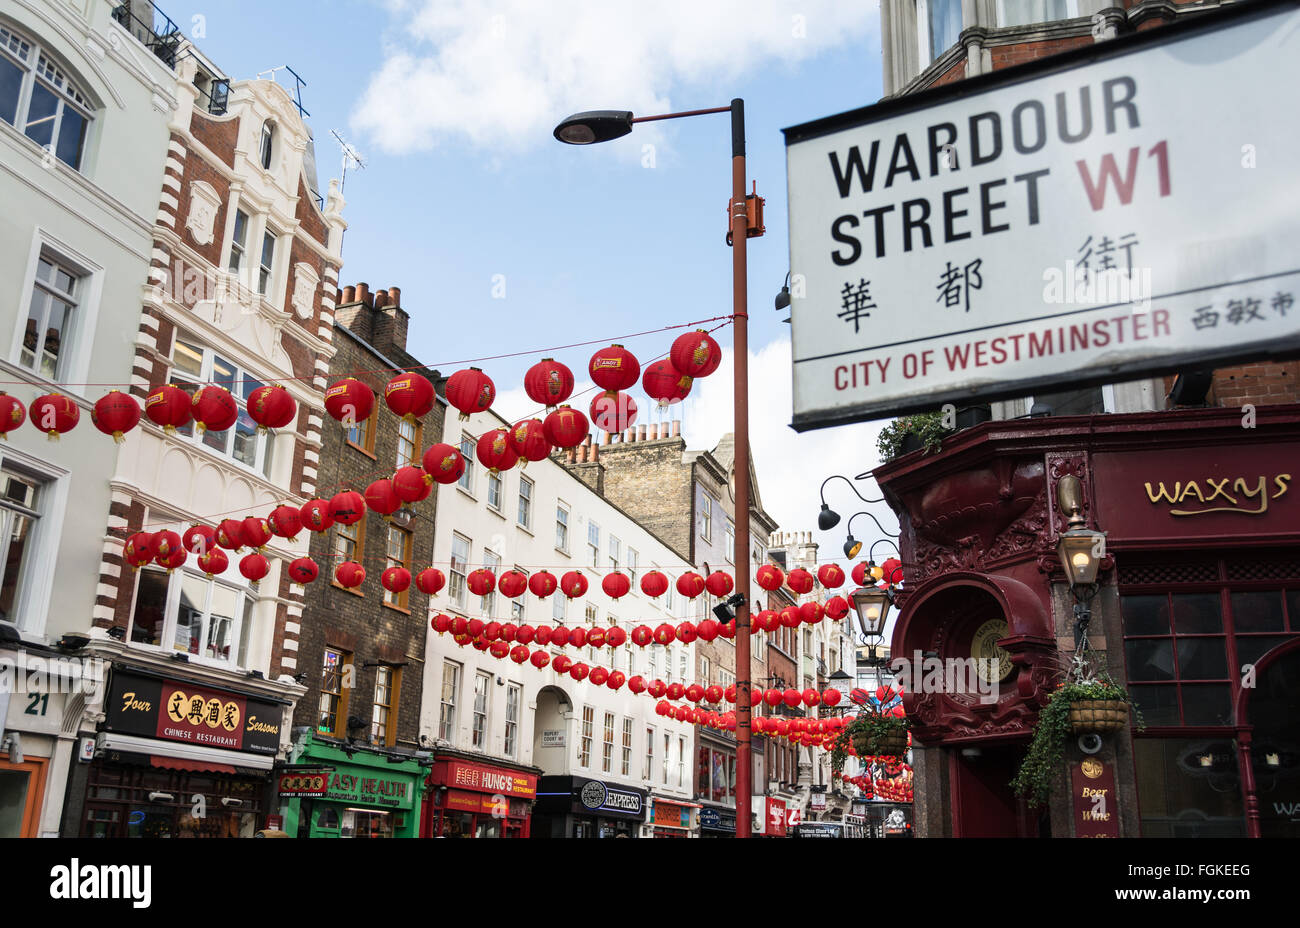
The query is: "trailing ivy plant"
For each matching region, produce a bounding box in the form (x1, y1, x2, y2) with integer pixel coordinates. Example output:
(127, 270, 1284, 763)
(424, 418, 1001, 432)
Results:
(1010, 649, 1142, 808)
(875, 411, 949, 461)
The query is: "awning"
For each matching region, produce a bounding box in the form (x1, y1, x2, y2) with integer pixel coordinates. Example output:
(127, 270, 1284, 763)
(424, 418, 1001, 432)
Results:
(151, 755, 236, 774)
(97, 732, 275, 771)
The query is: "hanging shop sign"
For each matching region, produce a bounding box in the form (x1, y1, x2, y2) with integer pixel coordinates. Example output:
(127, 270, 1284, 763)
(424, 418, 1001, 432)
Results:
(444, 759, 537, 798)
(1071, 758, 1120, 838)
(574, 778, 645, 818)
(323, 769, 418, 810)
(277, 768, 332, 798)
(783, 0, 1300, 430)
(104, 670, 283, 755)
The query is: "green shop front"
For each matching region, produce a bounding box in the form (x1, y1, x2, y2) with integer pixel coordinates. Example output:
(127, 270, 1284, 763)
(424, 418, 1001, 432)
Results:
(280, 733, 424, 838)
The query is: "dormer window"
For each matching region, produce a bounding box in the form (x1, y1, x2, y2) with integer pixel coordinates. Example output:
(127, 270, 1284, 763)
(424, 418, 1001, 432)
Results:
(259, 120, 274, 169)
(0, 25, 93, 170)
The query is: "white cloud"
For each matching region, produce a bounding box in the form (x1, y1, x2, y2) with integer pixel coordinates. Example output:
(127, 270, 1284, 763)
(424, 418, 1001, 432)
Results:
(352, 0, 877, 152)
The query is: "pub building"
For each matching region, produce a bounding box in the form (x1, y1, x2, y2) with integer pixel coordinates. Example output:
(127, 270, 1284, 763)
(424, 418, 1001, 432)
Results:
(280, 731, 425, 838)
(873, 400, 1300, 838)
(531, 775, 648, 838)
(421, 750, 540, 838)
(62, 665, 292, 838)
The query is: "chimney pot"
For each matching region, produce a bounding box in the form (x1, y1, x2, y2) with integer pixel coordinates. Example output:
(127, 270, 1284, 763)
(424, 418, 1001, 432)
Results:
(374, 289, 389, 310)
(577, 444, 587, 463)
(649, 423, 659, 440)
(638, 425, 647, 441)
(356, 282, 372, 307)
(341, 285, 356, 303)
(591, 442, 600, 461)
(671, 420, 681, 437)
(389, 286, 401, 308)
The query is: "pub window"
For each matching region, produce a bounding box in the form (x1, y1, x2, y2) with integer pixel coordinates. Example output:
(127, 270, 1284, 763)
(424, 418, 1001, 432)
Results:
(370, 665, 399, 746)
(319, 647, 352, 737)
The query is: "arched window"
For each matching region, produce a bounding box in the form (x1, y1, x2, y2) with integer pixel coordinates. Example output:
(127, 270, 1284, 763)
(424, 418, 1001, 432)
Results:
(259, 119, 274, 169)
(0, 24, 93, 170)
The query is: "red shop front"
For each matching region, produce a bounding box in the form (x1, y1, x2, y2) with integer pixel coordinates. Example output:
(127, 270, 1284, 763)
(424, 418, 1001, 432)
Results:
(422, 754, 540, 838)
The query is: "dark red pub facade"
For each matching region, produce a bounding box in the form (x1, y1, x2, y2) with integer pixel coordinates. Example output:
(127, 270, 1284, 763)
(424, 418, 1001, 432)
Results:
(875, 403, 1300, 838)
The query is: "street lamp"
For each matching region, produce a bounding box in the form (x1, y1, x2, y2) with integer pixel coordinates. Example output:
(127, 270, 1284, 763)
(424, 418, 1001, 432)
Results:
(816, 472, 888, 531)
(851, 585, 894, 640)
(555, 98, 758, 837)
(840, 511, 898, 559)
(1055, 474, 1106, 651)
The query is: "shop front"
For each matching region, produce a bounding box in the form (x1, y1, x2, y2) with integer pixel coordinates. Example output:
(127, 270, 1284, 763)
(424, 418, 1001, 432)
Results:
(70, 666, 288, 838)
(532, 775, 646, 838)
(697, 806, 736, 837)
(422, 753, 539, 838)
(752, 796, 788, 837)
(281, 732, 423, 838)
(647, 796, 698, 837)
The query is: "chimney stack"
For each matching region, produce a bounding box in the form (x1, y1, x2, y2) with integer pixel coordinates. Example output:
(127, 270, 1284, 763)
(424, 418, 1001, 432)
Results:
(671, 420, 681, 437)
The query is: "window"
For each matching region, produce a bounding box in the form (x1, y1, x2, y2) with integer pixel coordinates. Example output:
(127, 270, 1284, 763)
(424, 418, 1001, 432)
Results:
(259, 120, 274, 169)
(318, 648, 351, 737)
(700, 657, 711, 686)
(504, 683, 521, 757)
(487, 471, 503, 512)
(1030, 387, 1108, 416)
(700, 493, 713, 542)
(648, 646, 658, 680)
(579, 706, 594, 767)
(0, 468, 42, 628)
(371, 666, 398, 745)
(679, 735, 686, 787)
(663, 733, 670, 784)
(472, 671, 490, 749)
(518, 476, 533, 529)
(384, 525, 412, 609)
(679, 650, 688, 684)
(511, 567, 527, 621)
(449, 534, 470, 609)
(588, 521, 600, 567)
(482, 549, 501, 616)
(168, 337, 274, 477)
(0, 27, 92, 169)
(644, 726, 655, 780)
(439, 661, 460, 741)
(585, 604, 599, 661)
(228, 210, 248, 274)
(458, 434, 475, 494)
(258, 228, 276, 295)
(627, 548, 638, 587)
(918, 0, 963, 63)
(997, 0, 1076, 28)
(556, 504, 569, 553)
(128, 567, 255, 668)
(333, 515, 364, 575)
(552, 592, 566, 623)
(725, 521, 735, 563)
(346, 405, 375, 455)
(622, 718, 633, 776)
(395, 418, 421, 468)
(609, 535, 621, 571)
(20, 252, 80, 381)
(602, 712, 615, 773)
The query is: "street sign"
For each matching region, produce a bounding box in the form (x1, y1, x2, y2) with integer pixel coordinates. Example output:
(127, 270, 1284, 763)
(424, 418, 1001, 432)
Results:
(783, 0, 1300, 430)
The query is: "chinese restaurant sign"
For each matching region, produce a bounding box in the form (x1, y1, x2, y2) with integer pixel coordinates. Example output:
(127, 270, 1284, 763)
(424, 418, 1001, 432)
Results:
(447, 760, 537, 797)
(783, 2, 1300, 429)
(1071, 759, 1120, 838)
(105, 670, 283, 755)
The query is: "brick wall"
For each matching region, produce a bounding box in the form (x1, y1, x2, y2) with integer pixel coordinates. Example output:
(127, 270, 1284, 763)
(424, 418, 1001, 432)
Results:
(589, 438, 694, 562)
(988, 35, 1093, 71)
(1210, 362, 1300, 407)
(189, 111, 237, 167)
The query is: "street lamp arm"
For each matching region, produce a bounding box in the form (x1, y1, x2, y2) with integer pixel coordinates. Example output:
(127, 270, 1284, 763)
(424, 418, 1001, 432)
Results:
(630, 105, 733, 123)
(846, 510, 900, 540)
(819, 473, 885, 507)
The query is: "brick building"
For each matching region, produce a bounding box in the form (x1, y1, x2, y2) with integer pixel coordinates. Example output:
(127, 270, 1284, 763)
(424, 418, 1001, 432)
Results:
(279, 283, 440, 838)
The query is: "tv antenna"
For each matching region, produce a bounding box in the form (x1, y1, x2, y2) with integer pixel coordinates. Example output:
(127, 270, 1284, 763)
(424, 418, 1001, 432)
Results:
(330, 129, 366, 193)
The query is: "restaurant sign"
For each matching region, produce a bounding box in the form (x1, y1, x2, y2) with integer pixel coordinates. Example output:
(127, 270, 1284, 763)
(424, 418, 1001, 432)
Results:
(576, 779, 644, 818)
(783, 2, 1300, 429)
(1071, 759, 1120, 838)
(104, 670, 283, 755)
(447, 759, 537, 797)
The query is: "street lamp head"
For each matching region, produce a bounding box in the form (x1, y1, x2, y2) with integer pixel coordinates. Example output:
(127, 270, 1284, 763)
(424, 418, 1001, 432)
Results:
(851, 585, 892, 639)
(818, 504, 841, 531)
(553, 110, 634, 145)
(843, 534, 861, 559)
(1057, 527, 1105, 587)
(775, 285, 791, 311)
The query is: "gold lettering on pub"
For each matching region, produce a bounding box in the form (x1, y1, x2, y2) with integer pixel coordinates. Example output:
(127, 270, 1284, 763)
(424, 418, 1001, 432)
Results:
(1143, 474, 1290, 515)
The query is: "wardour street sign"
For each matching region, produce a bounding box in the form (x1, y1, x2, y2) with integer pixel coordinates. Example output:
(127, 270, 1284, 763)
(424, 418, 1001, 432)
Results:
(783, 0, 1300, 431)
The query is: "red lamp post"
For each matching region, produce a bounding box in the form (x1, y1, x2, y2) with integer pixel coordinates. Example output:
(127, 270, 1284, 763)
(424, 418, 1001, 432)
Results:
(555, 99, 755, 836)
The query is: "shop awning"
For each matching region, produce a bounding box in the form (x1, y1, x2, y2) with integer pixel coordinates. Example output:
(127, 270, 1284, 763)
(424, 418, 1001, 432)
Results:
(97, 732, 275, 771)
(151, 755, 237, 774)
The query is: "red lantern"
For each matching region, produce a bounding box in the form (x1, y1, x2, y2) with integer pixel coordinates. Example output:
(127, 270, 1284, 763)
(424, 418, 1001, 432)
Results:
(482, 621, 502, 642)
(569, 662, 590, 682)
(756, 563, 784, 591)
(705, 571, 734, 598)
(393, 465, 432, 503)
(542, 405, 589, 449)
(752, 609, 776, 632)
(676, 622, 697, 644)
(382, 567, 411, 594)
(92, 391, 141, 443)
(467, 568, 496, 597)
(143, 384, 191, 432)
(589, 391, 637, 434)
(197, 548, 229, 577)
(299, 499, 334, 534)
(552, 655, 573, 675)
(30, 393, 79, 439)
(524, 358, 574, 408)
(416, 568, 445, 596)
(268, 505, 303, 540)
(605, 626, 627, 647)
(641, 359, 692, 407)
(508, 418, 552, 464)
(588, 344, 640, 393)
(670, 329, 722, 378)
(685, 684, 705, 703)
(676, 572, 705, 599)
(589, 667, 609, 686)
(498, 570, 528, 599)
(329, 490, 365, 526)
(216, 518, 245, 551)
(515, 625, 535, 645)
(787, 567, 815, 595)
(647, 680, 667, 699)
(628, 675, 647, 695)
(631, 625, 653, 647)
(720, 619, 735, 639)
(822, 688, 842, 707)
(563, 627, 581, 648)
(601, 572, 630, 600)
(818, 563, 846, 589)
(653, 623, 675, 646)
(288, 557, 319, 583)
(510, 645, 529, 664)
(323, 378, 375, 428)
(335, 561, 366, 589)
(528, 571, 557, 599)
(241, 516, 272, 550)
(499, 623, 517, 642)
(451, 617, 470, 636)
(240, 552, 269, 582)
(752, 716, 767, 734)
(476, 429, 519, 474)
(0, 393, 26, 440)
(365, 478, 401, 516)
(422, 443, 467, 485)
(445, 368, 495, 420)
(587, 627, 606, 649)
(674, 706, 690, 722)
(783, 688, 802, 708)
(764, 689, 783, 708)
(802, 688, 822, 708)
(825, 595, 850, 620)
(246, 384, 296, 431)
(384, 372, 435, 422)
(851, 561, 869, 586)
(550, 626, 571, 648)
(799, 601, 824, 625)
(779, 606, 801, 628)
(881, 557, 904, 585)
(667, 683, 685, 701)
(148, 529, 182, 566)
(640, 570, 668, 598)
(560, 570, 588, 599)
(696, 618, 720, 642)
(182, 524, 217, 555)
(705, 684, 724, 704)
(490, 640, 511, 659)
(188, 386, 237, 435)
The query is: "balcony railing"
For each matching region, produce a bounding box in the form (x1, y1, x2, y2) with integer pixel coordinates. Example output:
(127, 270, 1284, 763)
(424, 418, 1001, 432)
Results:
(112, 1, 181, 69)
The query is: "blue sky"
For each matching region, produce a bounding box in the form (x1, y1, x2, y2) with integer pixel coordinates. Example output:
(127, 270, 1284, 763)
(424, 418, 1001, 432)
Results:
(166, 0, 900, 556)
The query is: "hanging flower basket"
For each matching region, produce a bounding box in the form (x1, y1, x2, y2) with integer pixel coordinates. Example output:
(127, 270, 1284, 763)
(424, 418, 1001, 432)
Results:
(1068, 698, 1129, 734)
(850, 722, 909, 758)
